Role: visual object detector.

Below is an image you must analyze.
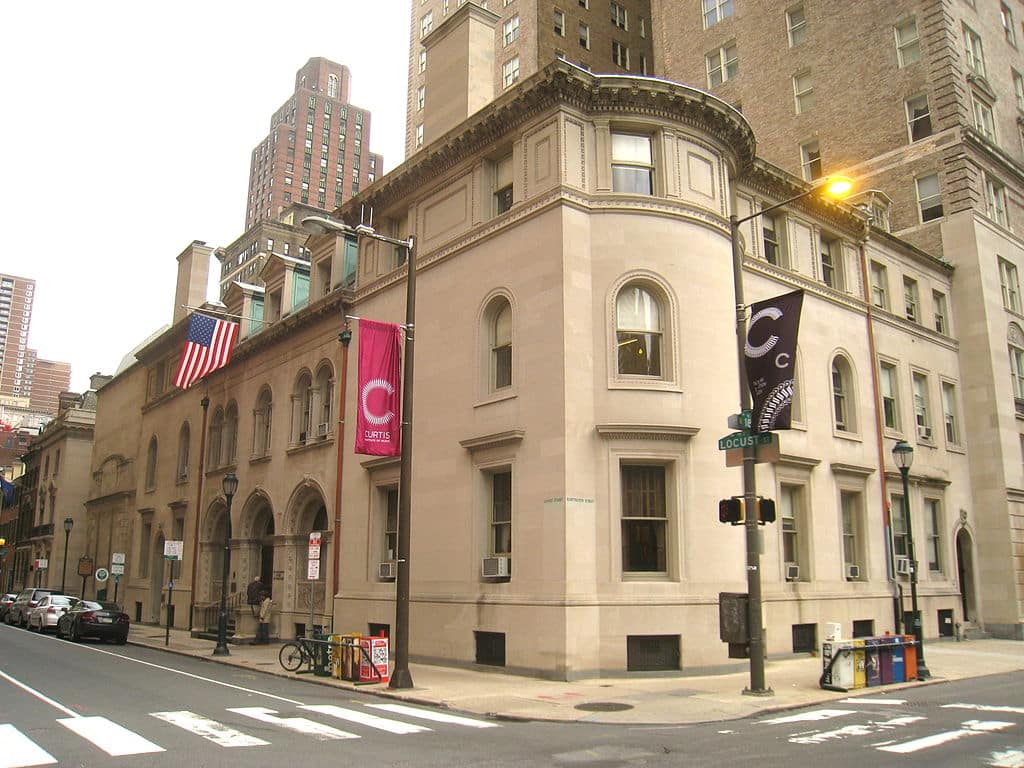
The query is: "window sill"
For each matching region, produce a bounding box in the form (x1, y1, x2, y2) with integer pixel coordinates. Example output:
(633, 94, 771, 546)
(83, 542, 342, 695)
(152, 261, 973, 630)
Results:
(249, 453, 272, 466)
(474, 389, 517, 408)
(608, 378, 681, 393)
(621, 572, 672, 582)
(832, 429, 862, 442)
(205, 463, 238, 478)
(286, 436, 334, 456)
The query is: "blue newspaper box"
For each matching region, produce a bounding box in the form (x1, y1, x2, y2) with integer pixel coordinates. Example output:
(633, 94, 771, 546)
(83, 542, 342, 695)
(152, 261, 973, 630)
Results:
(890, 636, 905, 683)
(865, 638, 881, 687)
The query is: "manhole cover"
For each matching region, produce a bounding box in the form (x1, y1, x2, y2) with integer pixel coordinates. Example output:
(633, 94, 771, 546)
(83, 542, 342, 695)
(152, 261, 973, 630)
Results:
(574, 702, 634, 712)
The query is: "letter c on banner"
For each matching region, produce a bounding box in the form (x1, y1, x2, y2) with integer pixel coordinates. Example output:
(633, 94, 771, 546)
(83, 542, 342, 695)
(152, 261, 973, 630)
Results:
(745, 307, 783, 358)
(361, 378, 395, 426)
(775, 352, 791, 369)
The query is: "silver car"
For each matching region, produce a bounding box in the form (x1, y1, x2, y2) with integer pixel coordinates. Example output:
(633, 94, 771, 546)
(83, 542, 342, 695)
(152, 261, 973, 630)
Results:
(27, 594, 76, 633)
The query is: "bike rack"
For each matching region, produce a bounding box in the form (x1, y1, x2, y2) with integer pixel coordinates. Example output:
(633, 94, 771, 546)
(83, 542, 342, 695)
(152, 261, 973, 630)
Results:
(289, 637, 385, 684)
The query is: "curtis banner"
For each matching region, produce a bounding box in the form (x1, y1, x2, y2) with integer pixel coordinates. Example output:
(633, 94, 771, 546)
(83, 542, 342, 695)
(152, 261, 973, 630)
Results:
(744, 289, 804, 434)
(355, 319, 403, 456)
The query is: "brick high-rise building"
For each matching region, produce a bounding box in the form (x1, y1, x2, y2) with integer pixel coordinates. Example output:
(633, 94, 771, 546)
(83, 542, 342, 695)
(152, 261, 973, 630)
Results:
(245, 58, 384, 230)
(27, 356, 72, 416)
(406, 0, 654, 155)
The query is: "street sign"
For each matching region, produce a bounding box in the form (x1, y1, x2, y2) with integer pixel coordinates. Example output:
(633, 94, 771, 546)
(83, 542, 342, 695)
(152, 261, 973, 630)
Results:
(35, 558, 48, 571)
(727, 411, 753, 430)
(725, 433, 781, 467)
(77, 557, 94, 577)
(307, 559, 320, 580)
(718, 431, 775, 450)
(163, 540, 184, 560)
(309, 531, 322, 546)
(110, 563, 125, 576)
(308, 544, 321, 560)
(111, 552, 126, 565)
(95, 568, 110, 583)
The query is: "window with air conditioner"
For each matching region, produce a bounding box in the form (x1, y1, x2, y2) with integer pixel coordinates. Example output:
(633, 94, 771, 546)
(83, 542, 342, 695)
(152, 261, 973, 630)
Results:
(913, 372, 931, 440)
(841, 490, 864, 580)
(482, 469, 512, 579)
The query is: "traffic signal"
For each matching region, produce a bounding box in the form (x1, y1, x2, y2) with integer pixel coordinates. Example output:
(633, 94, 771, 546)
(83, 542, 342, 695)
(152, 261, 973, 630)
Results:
(758, 498, 777, 524)
(718, 497, 745, 525)
(0, 537, 5, 547)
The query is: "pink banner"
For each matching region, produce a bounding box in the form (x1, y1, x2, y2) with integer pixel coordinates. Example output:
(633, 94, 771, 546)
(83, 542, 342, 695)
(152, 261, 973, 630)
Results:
(355, 319, 402, 456)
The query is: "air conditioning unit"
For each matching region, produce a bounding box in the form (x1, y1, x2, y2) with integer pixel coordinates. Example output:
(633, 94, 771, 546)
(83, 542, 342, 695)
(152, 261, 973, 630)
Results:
(316, 422, 329, 438)
(785, 563, 800, 581)
(481, 556, 511, 578)
(378, 561, 396, 580)
(845, 563, 860, 580)
(895, 556, 912, 576)
(918, 425, 932, 440)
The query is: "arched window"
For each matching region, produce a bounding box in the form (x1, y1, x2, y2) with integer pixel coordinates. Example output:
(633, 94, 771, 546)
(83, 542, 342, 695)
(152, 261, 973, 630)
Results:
(490, 298, 513, 390)
(292, 371, 313, 444)
(207, 408, 224, 467)
(314, 364, 333, 437)
(223, 401, 238, 464)
(327, 73, 338, 98)
(253, 387, 273, 457)
(145, 437, 158, 490)
(616, 284, 662, 376)
(176, 423, 190, 481)
(831, 355, 856, 432)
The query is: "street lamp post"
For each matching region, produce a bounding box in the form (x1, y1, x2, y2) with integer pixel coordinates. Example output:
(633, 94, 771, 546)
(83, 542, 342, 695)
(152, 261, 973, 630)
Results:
(891, 440, 930, 679)
(303, 215, 417, 690)
(728, 176, 853, 696)
(214, 472, 238, 657)
(61, 517, 73, 593)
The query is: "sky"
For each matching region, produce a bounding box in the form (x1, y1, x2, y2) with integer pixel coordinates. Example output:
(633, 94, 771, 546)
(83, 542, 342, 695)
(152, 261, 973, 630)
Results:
(0, 1, 411, 393)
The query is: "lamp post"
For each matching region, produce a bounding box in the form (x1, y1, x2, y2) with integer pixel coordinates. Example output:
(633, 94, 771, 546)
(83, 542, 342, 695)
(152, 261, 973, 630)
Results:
(728, 175, 853, 696)
(303, 215, 417, 690)
(891, 440, 930, 679)
(61, 517, 73, 593)
(214, 472, 238, 656)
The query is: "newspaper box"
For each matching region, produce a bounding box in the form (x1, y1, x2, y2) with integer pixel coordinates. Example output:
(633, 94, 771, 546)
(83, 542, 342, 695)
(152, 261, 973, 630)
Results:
(890, 636, 905, 683)
(903, 635, 919, 681)
(865, 638, 882, 686)
(821, 640, 854, 690)
(853, 639, 866, 689)
(358, 636, 389, 684)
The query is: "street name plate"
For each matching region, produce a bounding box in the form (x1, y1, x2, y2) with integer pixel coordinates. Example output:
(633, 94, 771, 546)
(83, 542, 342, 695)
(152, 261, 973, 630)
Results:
(718, 432, 774, 450)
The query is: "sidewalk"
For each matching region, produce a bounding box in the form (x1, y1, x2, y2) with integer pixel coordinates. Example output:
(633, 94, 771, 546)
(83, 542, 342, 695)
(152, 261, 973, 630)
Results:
(127, 626, 1023, 725)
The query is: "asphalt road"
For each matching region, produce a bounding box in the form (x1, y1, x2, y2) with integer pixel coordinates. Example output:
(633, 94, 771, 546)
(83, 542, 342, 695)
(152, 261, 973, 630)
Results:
(1, 621, 1021, 767)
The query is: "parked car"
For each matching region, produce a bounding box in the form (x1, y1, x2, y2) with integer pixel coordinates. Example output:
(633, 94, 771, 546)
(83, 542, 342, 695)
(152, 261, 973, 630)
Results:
(0, 593, 16, 620)
(27, 594, 76, 633)
(56, 600, 129, 644)
(5, 588, 63, 628)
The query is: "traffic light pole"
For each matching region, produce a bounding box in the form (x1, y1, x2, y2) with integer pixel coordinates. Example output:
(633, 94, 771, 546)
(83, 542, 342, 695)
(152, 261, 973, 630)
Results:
(730, 213, 772, 697)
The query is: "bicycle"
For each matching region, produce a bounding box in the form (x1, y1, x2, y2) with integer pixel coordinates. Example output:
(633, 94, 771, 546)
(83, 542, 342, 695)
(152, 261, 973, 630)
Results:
(278, 636, 317, 672)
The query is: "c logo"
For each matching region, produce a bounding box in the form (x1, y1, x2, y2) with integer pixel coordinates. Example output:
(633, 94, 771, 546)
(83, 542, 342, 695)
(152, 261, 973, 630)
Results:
(745, 306, 783, 358)
(361, 378, 395, 426)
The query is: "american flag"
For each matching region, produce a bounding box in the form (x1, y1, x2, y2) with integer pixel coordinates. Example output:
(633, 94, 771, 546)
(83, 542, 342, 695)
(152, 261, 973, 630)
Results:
(174, 313, 239, 389)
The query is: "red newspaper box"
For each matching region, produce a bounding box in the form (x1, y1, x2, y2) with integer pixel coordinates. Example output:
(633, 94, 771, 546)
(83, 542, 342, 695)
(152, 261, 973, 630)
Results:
(358, 636, 390, 684)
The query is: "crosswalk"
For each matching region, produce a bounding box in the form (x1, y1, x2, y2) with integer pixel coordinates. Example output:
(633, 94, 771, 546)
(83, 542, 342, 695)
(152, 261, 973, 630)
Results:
(754, 698, 1023, 766)
(0, 700, 498, 767)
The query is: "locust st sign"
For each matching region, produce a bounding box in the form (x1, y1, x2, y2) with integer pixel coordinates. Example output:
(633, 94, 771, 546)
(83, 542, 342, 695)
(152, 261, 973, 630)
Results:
(718, 431, 775, 450)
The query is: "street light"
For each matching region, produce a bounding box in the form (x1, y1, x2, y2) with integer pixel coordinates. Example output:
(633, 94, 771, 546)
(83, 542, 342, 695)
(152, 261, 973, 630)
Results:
(214, 472, 238, 656)
(728, 175, 854, 696)
(61, 517, 74, 593)
(891, 440, 930, 679)
(303, 214, 417, 690)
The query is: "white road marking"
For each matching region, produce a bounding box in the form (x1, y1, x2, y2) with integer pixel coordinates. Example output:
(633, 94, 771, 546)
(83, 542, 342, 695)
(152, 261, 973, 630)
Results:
(840, 697, 907, 705)
(0, 670, 79, 718)
(0, 724, 57, 768)
(988, 748, 1024, 767)
(228, 707, 358, 740)
(300, 704, 430, 734)
(789, 716, 925, 745)
(150, 711, 269, 747)
(944, 703, 1024, 716)
(368, 703, 500, 728)
(58, 716, 165, 757)
(760, 709, 857, 724)
(879, 719, 1015, 754)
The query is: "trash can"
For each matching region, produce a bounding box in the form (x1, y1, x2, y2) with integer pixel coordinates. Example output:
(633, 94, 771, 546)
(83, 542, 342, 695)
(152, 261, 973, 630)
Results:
(312, 634, 333, 677)
(890, 636, 905, 683)
(865, 638, 881, 687)
(853, 639, 866, 689)
(903, 634, 918, 681)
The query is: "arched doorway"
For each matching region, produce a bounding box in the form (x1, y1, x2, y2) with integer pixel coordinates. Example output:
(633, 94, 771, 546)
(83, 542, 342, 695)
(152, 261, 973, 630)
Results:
(253, 507, 275, 591)
(955, 527, 977, 624)
(284, 482, 331, 634)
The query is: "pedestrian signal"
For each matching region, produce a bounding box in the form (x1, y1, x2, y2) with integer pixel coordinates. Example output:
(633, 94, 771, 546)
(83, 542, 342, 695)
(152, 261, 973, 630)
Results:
(718, 498, 744, 525)
(758, 498, 777, 524)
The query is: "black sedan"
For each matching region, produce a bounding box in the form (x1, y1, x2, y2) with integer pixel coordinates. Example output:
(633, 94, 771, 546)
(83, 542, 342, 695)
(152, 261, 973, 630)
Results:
(56, 600, 130, 644)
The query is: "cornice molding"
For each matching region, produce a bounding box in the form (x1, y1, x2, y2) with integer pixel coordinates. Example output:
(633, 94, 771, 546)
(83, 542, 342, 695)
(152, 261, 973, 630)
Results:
(595, 424, 700, 441)
(459, 429, 526, 452)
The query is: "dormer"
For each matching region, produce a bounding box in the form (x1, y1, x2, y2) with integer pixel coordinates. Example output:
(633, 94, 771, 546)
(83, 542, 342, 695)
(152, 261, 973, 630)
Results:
(223, 280, 267, 339)
(258, 252, 311, 323)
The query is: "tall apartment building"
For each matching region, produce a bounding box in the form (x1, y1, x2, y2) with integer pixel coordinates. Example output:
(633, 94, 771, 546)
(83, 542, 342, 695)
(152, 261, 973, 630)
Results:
(0, 274, 35, 401)
(245, 58, 384, 230)
(28, 357, 72, 416)
(648, 0, 1024, 640)
(406, 0, 654, 154)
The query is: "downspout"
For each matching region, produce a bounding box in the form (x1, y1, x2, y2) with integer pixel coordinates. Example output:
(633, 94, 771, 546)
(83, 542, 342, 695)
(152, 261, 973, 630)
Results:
(188, 393, 210, 631)
(331, 317, 353, 634)
(856, 225, 901, 634)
